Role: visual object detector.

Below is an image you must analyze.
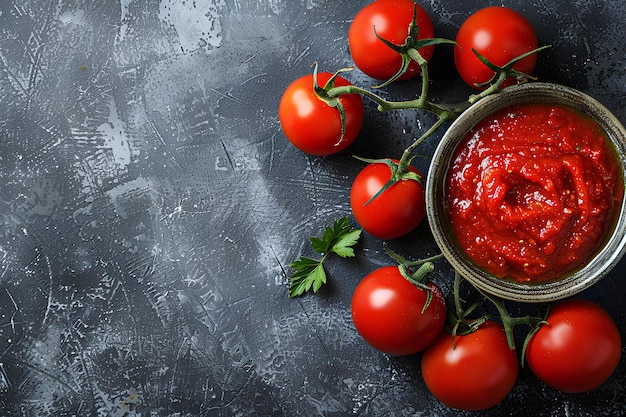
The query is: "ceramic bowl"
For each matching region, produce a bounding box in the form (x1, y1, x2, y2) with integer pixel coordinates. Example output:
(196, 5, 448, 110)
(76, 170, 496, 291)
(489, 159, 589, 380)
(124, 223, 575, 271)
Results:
(426, 82, 626, 302)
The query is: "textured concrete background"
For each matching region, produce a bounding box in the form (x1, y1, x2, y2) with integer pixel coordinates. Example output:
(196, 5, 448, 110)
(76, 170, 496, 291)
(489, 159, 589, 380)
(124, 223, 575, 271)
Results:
(0, 1, 624, 416)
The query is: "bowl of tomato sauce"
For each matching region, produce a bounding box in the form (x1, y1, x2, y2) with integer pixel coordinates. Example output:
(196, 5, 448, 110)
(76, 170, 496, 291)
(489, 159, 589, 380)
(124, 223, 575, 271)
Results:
(426, 82, 626, 302)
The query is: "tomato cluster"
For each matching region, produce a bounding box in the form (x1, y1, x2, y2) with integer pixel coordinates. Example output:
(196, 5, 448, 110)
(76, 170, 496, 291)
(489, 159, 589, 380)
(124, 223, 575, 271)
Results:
(279, 1, 542, 240)
(280, 0, 623, 412)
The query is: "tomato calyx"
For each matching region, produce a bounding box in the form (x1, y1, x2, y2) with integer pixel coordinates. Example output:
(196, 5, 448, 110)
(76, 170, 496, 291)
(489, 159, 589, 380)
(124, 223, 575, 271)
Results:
(311, 63, 357, 143)
(467, 45, 552, 103)
(384, 243, 445, 311)
(353, 154, 423, 206)
(372, 5, 456, 88)
(399, 263, 435, 311)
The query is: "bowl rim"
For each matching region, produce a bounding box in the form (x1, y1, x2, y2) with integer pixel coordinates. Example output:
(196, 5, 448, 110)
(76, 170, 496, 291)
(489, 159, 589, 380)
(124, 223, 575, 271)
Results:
(426, 82, 626, 303)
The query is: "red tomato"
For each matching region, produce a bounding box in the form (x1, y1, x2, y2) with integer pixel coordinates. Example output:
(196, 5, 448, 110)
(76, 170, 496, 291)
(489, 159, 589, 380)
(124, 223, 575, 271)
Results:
(525, 299, 622, 393)
(350, 161, 425, 240)
(351, 266, 446, 356)
(348, 0, 435, 81)
(454, 6, 538, 89)
(279, 72, 364, 156)
(421, 321, 519, 411)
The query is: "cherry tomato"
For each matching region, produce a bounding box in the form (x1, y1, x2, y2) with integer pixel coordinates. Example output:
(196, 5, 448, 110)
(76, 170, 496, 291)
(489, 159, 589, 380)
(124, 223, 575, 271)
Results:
(421, 321, 519, 411)
(524, 299, 622, 393)
(348, 0, 435, 81)
(279, 72, 364, 156)
(351, 266, 446, 356)
(350, 161, 425, 240)
(454, 6, 538, 89)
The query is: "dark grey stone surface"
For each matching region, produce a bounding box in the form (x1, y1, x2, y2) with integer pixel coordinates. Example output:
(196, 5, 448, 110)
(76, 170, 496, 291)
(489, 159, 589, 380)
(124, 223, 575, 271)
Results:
(0, 1, 624, 415)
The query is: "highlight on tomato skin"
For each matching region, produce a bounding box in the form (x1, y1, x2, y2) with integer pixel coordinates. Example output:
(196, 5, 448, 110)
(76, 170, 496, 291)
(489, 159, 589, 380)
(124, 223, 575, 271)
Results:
(348, 0, 435, 81)
(278, 72, 364, 156)
(454, 6, 538, 89)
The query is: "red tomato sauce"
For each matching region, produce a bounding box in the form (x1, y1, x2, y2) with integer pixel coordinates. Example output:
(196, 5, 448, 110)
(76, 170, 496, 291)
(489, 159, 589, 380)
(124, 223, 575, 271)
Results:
(445, 103, 622, 283)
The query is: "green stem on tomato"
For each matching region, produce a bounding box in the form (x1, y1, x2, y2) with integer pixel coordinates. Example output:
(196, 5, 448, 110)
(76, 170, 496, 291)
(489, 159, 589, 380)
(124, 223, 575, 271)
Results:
(350, 114, 450, 204)
(327, 45, 551, 120)
(404, 253, 445, 267)
(398, 262, 437, 313)
(396, 113, 451, 174)
(447, 272, 490, 347)
(326, 84, 456, 119)
(384, 243, 445, 315)
(452, 271, 465, 324)
(353, 112, 453, 203)
(477, 287, 548, 351)
(409, 262, 435, 284)
(398, 263, 432, 288)
(408, 47, 430, 108)
(520, 306, 550, 367)
(467, 70, 509, 104)
(477, 289, 518, 350)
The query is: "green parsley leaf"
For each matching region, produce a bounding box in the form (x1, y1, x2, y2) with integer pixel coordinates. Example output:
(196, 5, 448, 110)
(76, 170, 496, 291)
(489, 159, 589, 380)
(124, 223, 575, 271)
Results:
(331, 229, 361, 258)
(289, 217, 361, 298)
(309, 236, 328, 254)
(289, 257, 326, 297)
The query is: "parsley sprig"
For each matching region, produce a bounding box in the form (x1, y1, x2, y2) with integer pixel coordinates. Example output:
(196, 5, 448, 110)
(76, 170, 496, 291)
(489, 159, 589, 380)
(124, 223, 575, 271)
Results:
(289, 217, 361, 297)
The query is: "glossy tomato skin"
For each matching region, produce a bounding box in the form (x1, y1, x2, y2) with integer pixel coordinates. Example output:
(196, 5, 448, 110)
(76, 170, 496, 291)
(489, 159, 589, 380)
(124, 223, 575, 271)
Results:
(351, 266, 446, 356)
(454, 6, 538, 89)
(525, 299, 622, 393)
(421, 321, 519, 411)
(279, 72, 364, 156)
(348, 0, 435, 81)
(350, 161, 425, 240)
